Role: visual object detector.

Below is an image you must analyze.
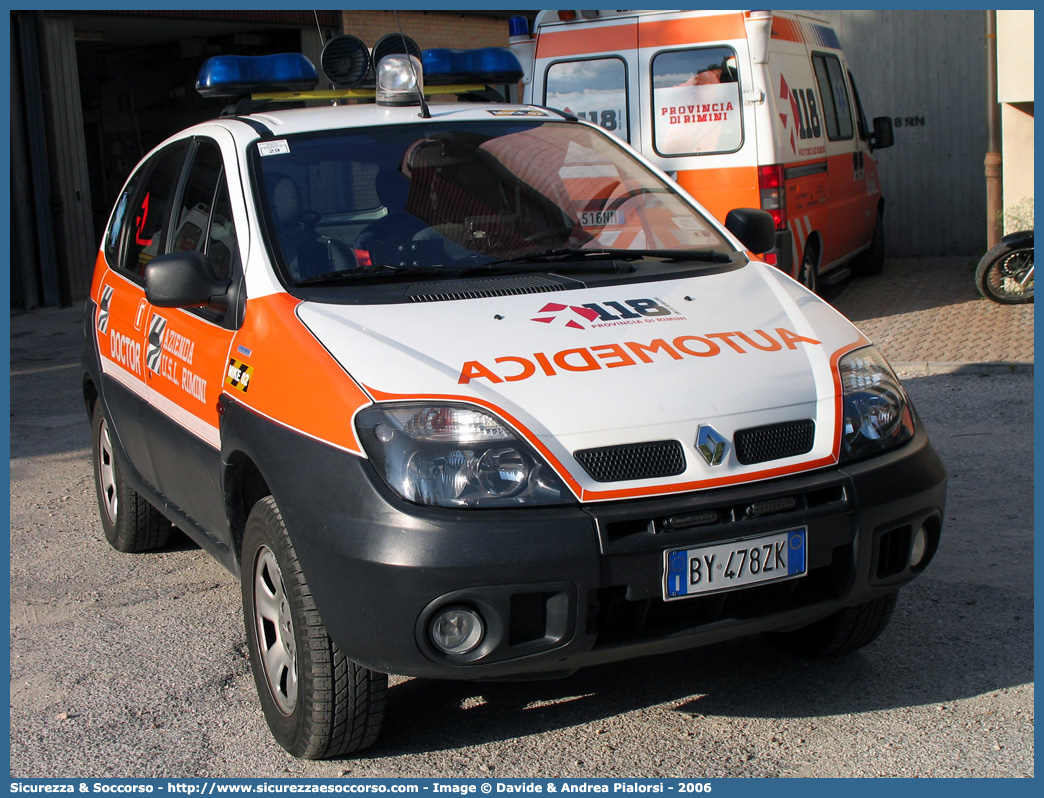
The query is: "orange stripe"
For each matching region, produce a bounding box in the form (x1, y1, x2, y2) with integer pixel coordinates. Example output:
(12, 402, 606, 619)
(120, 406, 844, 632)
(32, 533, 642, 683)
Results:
(674, 166, 759, 225)
(638, 14, 747, 48)
(771, 17, 803, 43)
(535, 22, 637, 59)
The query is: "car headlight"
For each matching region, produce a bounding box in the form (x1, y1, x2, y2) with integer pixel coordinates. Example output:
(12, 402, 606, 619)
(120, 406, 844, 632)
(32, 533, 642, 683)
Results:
(838, 346, 915, 462)
(355, 403, 572, 507)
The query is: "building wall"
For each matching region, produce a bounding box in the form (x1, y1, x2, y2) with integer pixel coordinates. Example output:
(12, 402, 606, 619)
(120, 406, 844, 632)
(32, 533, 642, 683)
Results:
(817, 10, 987, 256)
(341, 10, 507, 51)
(996, 10, 1034, 234)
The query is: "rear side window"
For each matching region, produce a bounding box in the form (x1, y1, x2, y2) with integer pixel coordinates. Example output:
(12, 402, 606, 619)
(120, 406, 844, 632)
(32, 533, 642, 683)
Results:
(116, 143, 189, 278)
(545, 57, 629, 141)
(172, 140, 241, 280)
(652, 46, 742, 156)
(812, 53, 854, 141)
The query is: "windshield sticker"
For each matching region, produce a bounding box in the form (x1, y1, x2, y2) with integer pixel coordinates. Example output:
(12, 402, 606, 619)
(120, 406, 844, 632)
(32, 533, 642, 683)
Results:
(488, 109, 548, 117)
(257, 139, 290, 157)
(458, 328, 822, 384)
(579, 209, 625, 227)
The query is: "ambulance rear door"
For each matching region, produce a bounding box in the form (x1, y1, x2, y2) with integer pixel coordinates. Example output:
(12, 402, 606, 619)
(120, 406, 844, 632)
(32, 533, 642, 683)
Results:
(635, 11, 761, 226)
(535, 14, 641, 152)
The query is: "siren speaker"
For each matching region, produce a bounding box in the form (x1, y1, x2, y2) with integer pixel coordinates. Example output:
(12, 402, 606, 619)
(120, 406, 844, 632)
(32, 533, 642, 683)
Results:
(320, 35, 370, 88)
(371, 33, 421, 70)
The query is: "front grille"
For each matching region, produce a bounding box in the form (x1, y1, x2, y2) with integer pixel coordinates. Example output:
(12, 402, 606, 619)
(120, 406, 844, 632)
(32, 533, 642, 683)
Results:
(734, 419, 815, 465)
(596, 483, 849, 548)
(575, 440, 686, 483)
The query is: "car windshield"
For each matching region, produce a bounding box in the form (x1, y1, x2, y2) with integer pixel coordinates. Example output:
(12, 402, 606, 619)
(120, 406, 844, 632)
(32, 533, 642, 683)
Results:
(254, 120, 731, 285)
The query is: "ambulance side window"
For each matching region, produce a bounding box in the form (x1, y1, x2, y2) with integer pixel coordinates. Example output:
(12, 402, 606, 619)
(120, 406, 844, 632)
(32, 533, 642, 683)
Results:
(811, 53, 854, 141)
(173, 139, 241, 322)
(174, 140, 241, 281)
(651, 46, 742, 156)
(848, 71, 870, 142)
(545, 58, 629, 141)
(118, 142, 189, 279)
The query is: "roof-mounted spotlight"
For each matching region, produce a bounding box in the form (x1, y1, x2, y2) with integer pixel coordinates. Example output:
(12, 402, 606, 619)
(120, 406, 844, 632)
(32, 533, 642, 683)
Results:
(320, 34, 371, 88)
(376, 53, 424, 107)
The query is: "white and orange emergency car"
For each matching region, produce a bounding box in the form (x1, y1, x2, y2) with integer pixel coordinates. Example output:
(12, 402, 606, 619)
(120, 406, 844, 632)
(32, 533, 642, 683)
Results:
(82, 39, 944, 759)
(515, 9, 895, 292)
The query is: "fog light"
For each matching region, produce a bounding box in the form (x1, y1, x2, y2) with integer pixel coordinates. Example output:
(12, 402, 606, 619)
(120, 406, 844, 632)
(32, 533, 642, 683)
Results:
(910, 524, 928, 568)
(430, 607, 485, 655)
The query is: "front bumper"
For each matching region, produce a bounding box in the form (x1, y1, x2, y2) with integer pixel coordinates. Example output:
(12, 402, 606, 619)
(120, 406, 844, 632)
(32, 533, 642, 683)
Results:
(224, 400, 946, 680)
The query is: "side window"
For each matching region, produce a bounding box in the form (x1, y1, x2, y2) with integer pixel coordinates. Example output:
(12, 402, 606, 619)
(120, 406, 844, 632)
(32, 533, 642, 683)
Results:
(848, 70, 870, 142)
(207, 181, 240, 280)
(652, 46, 742, 156)
(104, 188, 133, 267)
(173, 140, 241, 280)
(118, 143, 189, 278)
(812, 54, 854, 141)
(545, 58, 629, 141)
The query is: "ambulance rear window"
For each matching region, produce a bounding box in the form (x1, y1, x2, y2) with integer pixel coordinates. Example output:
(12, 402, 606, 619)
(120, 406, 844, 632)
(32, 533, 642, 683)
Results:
(545, 57, 629, 142)
(651, 46, 743, 157)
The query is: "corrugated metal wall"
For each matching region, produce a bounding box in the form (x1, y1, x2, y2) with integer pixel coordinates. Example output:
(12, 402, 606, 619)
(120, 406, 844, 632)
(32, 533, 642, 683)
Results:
(42, 15, 97, 303)
(818, 10, 987, 256)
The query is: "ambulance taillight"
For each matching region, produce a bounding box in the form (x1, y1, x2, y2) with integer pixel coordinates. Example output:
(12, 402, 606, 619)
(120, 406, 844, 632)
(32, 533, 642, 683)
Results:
(758, 164, 787, 231)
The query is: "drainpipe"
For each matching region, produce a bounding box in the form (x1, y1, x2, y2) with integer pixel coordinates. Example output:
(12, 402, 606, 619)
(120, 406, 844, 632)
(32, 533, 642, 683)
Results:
(984, 10, 1003, 249)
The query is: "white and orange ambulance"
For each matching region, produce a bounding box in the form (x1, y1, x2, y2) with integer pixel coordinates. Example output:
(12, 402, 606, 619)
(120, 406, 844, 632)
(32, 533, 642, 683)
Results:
(82, 39, 943, 759)
(515, 9, 895, 292)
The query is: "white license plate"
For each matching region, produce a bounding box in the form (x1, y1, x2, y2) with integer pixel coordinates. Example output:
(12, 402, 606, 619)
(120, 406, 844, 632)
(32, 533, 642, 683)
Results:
(663, 528, 807, 601)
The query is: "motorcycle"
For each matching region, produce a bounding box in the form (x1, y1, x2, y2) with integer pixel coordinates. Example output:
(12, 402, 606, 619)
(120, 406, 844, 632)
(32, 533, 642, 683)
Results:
(975, 230, 1034, 304)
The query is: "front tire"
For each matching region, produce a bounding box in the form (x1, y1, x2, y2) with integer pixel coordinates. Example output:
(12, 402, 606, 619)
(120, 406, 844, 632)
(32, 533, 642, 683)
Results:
(975, 242, 1034, 304)
(763, 592, 898, 658)
(241, 496, 386, 759)
(90, 401, 170, 553)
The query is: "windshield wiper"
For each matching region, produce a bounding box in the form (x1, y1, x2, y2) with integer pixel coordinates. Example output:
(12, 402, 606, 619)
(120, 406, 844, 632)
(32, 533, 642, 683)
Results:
(467, 247, 734, 273)
(294, 264, 461, 286)
(613, 248, 735, 264)
(294, 247, 735, 286)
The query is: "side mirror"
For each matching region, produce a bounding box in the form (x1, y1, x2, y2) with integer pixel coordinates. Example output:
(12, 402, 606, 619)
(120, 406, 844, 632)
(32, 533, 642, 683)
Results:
(724, 208, 776, 255)
(145, 251, 232, 309)
(869, 116, 894, 150)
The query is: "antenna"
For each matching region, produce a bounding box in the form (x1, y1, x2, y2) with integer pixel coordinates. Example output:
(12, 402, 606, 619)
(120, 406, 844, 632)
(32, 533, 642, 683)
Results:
(312, 10, 324, 44)
(391, 11, 430, 118)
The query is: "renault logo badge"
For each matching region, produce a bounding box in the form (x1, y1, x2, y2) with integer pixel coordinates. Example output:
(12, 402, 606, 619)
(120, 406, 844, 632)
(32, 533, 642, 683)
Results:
(695, 425, 728, 467)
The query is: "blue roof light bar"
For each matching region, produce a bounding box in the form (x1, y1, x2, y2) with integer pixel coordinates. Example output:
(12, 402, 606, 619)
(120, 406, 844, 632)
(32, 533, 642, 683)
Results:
(196, 53, 318, 98)
(421, 47, 523, 85)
